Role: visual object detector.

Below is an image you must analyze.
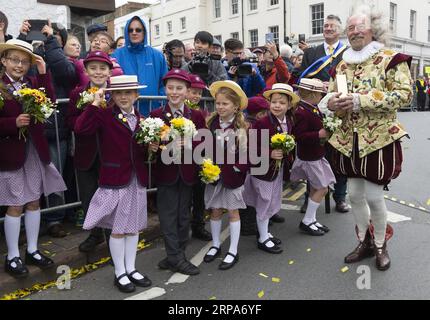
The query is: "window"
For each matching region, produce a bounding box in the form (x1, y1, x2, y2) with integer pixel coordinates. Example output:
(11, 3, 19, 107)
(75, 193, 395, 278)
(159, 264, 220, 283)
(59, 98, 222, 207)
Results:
(167, 21, 172, 34)
(180, 17, 186, 30)
(231, 0, 239, 15)
(249, 0, 258, 11)
(214, 0, 221, 18)
(154, 24, 160, 37)
(269, 26, 279, 44)
(214, 35, 222, 44)
(389, 3, 397, 34)
(231, 32, 239, 40)
(270, 0, 279, 5)
(249, 29, 258, 47)
(428, 17, 430, 42)
(311, 3, 324, 35)
(410, 10, 416, 39)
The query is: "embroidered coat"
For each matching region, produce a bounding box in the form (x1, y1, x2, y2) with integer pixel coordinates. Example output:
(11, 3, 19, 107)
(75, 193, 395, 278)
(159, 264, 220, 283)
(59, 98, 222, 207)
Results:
(328, 48, 413, 158)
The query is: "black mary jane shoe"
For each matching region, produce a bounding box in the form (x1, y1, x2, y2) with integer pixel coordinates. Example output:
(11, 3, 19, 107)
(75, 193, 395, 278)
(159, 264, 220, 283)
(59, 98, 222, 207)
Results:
(25, 250, 54, 269)
(204, 246, 221, 263)
(299, 222, 325, 236)
(4, 257, 29, 278)
(270, 235, 282, 246)
(218, 252, 239, 270)
(257, 239, 283, 254)
(114, 273, 136, 293)
(127, 270, 152, 287)
(313, 222, 330, 233)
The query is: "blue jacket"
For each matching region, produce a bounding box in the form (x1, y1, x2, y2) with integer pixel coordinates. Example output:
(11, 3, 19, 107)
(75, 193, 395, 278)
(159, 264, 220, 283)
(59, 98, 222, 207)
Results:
(112, 16, 169, 116)
(223, 61, 266, 97)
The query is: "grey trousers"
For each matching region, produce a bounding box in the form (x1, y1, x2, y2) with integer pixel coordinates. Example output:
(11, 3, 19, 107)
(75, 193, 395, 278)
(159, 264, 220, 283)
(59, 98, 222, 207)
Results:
(157, 179, 193, 265)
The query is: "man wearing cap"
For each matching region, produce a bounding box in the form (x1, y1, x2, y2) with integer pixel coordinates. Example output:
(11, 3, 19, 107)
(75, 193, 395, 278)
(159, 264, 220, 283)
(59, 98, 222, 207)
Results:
(210, 38, 223, 61)
(86, 23, 108, 42)
(296, 15, 350, 214)
(112, 16, 168, 116)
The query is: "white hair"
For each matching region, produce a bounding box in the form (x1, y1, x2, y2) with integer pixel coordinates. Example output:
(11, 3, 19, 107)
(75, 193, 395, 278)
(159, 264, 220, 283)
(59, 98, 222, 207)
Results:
(280, 44, 293, 59)
(348, 4, 390, 45)
(243, 48, 256, 59)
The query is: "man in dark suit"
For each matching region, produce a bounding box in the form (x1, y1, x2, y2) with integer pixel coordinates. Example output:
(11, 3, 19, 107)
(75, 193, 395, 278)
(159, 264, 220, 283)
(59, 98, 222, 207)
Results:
(297, 15, 350, 214)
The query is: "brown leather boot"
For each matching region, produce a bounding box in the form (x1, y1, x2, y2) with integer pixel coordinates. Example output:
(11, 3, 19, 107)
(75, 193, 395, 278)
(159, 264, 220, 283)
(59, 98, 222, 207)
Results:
(344, 230, 375, 263)
(375, 242, 391, 271)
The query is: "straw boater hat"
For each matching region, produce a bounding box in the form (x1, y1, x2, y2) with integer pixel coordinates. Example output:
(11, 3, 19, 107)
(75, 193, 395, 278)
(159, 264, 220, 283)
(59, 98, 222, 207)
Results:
(263, 83, 300, 105)
(0, 39, 38, 64)
(209, 80, 248, 110)
(104, 75, 147, 91)
(293, 78, 327, 94)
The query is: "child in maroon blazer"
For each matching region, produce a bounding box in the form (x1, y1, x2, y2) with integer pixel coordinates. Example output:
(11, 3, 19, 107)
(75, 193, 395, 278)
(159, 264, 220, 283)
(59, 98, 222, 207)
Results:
(150, 69, 206, 276)
(203, 80, 250, 270)
(0, 39, 66, 278)
(66, 51, 112, 252)
(291, 78, 336, 236)
(74, 75, 155, 293)
(244, 83, 300, 254)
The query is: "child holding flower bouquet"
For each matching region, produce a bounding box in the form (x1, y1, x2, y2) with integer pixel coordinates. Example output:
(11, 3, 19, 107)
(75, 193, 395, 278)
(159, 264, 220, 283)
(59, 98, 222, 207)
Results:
(150, 69, 206, 276)
(244, 83, 299, 254)
(66, 51, 113, 252)
(0, 39, 66, 278)
(203, 80, 250, 270)
(291, 78, 336, 236)
(74, 75, 154, 293)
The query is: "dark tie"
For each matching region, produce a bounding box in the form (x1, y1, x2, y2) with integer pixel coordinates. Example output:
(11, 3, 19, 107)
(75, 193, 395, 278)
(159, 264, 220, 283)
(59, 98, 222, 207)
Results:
(125, 113, 137, 131)
(174, 109, 183, 118)
(280, 122, 288, 133)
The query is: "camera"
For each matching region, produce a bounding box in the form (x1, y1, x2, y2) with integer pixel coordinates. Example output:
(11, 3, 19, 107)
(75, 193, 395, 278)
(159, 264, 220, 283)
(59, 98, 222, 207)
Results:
(229, 57, 259, 77)
(189, 52, 211, 76)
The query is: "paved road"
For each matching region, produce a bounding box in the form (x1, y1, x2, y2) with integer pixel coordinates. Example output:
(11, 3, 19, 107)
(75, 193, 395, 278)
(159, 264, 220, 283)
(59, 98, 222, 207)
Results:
(14, 112, 430, 301)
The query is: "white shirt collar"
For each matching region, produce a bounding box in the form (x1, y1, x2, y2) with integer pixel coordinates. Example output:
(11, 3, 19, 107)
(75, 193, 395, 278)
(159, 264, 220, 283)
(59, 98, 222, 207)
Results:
(342, 41, 384, 64)
(277, 116, 287, 124)
(324, 41, 340, 55)
(170, 104, 185, 115)
(121, 108, 136, 116)
(5, 72, 23, 84)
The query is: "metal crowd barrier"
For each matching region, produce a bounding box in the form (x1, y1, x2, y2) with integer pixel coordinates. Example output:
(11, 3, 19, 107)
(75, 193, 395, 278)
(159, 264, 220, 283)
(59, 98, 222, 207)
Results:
(0, 96, 215, 224)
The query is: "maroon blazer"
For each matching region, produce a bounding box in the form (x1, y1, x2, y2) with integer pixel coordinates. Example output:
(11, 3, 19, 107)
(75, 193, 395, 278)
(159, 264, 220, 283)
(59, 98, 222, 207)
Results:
(0, 73, 55, 171)
(293, 101, 325, 161)
(150, 103, 206, 186)
(74, 104, 149, 188)
(208, 115, 250, 189)
(66, 83, 103, 170)
(251, 112, 294, 182)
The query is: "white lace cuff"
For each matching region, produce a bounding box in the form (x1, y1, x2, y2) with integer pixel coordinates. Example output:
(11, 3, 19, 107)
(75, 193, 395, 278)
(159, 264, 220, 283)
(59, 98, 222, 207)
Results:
(317, 93, 337, 117)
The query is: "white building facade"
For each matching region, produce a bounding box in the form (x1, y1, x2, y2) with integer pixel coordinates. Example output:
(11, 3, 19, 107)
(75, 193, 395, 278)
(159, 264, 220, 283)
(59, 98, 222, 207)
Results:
(114, 0, 430, 78)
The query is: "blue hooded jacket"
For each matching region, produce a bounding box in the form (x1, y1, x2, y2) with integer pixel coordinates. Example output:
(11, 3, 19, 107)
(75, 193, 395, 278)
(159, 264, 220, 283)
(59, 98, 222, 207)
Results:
(112, 16, 168, 116)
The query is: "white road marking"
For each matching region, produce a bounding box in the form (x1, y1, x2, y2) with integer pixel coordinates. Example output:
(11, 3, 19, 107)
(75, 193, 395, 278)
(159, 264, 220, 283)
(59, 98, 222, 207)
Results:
(166, 227, 231, 285)
(387, 211, 411, 223)
(281, 204, 301, 211)
(125, 287, 166, 300)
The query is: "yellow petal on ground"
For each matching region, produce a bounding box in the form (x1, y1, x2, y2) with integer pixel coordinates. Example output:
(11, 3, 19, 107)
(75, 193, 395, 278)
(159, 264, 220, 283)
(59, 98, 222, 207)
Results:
(259, 273, 269, 278)
(341, 266, 349, 273)
(289, 260, 295, 265)
(209, 296, 217, 300)
(258, 290, 265, 298)
(43, 250, 50, 255)
(427, 198, 430, 206)
(306, 248, 312, 252)
(272, 277, 281, 283)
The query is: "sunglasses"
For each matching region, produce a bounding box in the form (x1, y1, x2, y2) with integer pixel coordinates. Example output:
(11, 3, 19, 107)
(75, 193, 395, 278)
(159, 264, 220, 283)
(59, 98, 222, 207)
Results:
(128, 28, 143, 33)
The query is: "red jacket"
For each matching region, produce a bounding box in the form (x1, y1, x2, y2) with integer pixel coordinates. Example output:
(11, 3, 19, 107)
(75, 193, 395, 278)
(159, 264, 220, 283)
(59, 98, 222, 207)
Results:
(0, 73, 55, 171)
(263, 56, 291, 88)
(150, 104, 206, 186)
(74, 104, 149, 188)
(293, 101, 325, 161)
(67, 83, 105, 170)
(251, 112, 294, 181)
(208, 116, 250, 189)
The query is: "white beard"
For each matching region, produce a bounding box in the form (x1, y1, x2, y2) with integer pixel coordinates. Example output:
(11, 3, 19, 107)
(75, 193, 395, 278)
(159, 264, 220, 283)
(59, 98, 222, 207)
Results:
(343, 41, 384, 64)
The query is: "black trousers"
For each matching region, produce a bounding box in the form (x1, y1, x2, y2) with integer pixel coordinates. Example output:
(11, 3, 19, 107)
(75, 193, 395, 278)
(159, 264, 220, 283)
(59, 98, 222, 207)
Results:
(191, 181, 206, 229)
(157, 179, 193, 265)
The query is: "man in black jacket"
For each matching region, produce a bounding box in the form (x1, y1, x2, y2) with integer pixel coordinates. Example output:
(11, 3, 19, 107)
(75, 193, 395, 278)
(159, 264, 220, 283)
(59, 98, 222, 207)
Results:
(296, 15, 350, 214)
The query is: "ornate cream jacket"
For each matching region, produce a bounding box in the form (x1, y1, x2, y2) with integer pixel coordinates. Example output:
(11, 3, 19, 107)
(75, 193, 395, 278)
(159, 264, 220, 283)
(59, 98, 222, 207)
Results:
(328, 46, 413, 158)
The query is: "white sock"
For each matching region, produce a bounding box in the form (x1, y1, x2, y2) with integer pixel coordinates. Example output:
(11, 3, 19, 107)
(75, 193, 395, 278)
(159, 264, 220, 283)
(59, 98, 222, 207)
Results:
(124, 235, 143, 280)
(303, 199, 320, 231)
(224, 220, 240, 264)
(25, 210, 42, 259)
(5, 215, 21, 264)
(257, 218, 274, 247)
(109, 237, 130, 285)
(207, 219, 222, 256)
